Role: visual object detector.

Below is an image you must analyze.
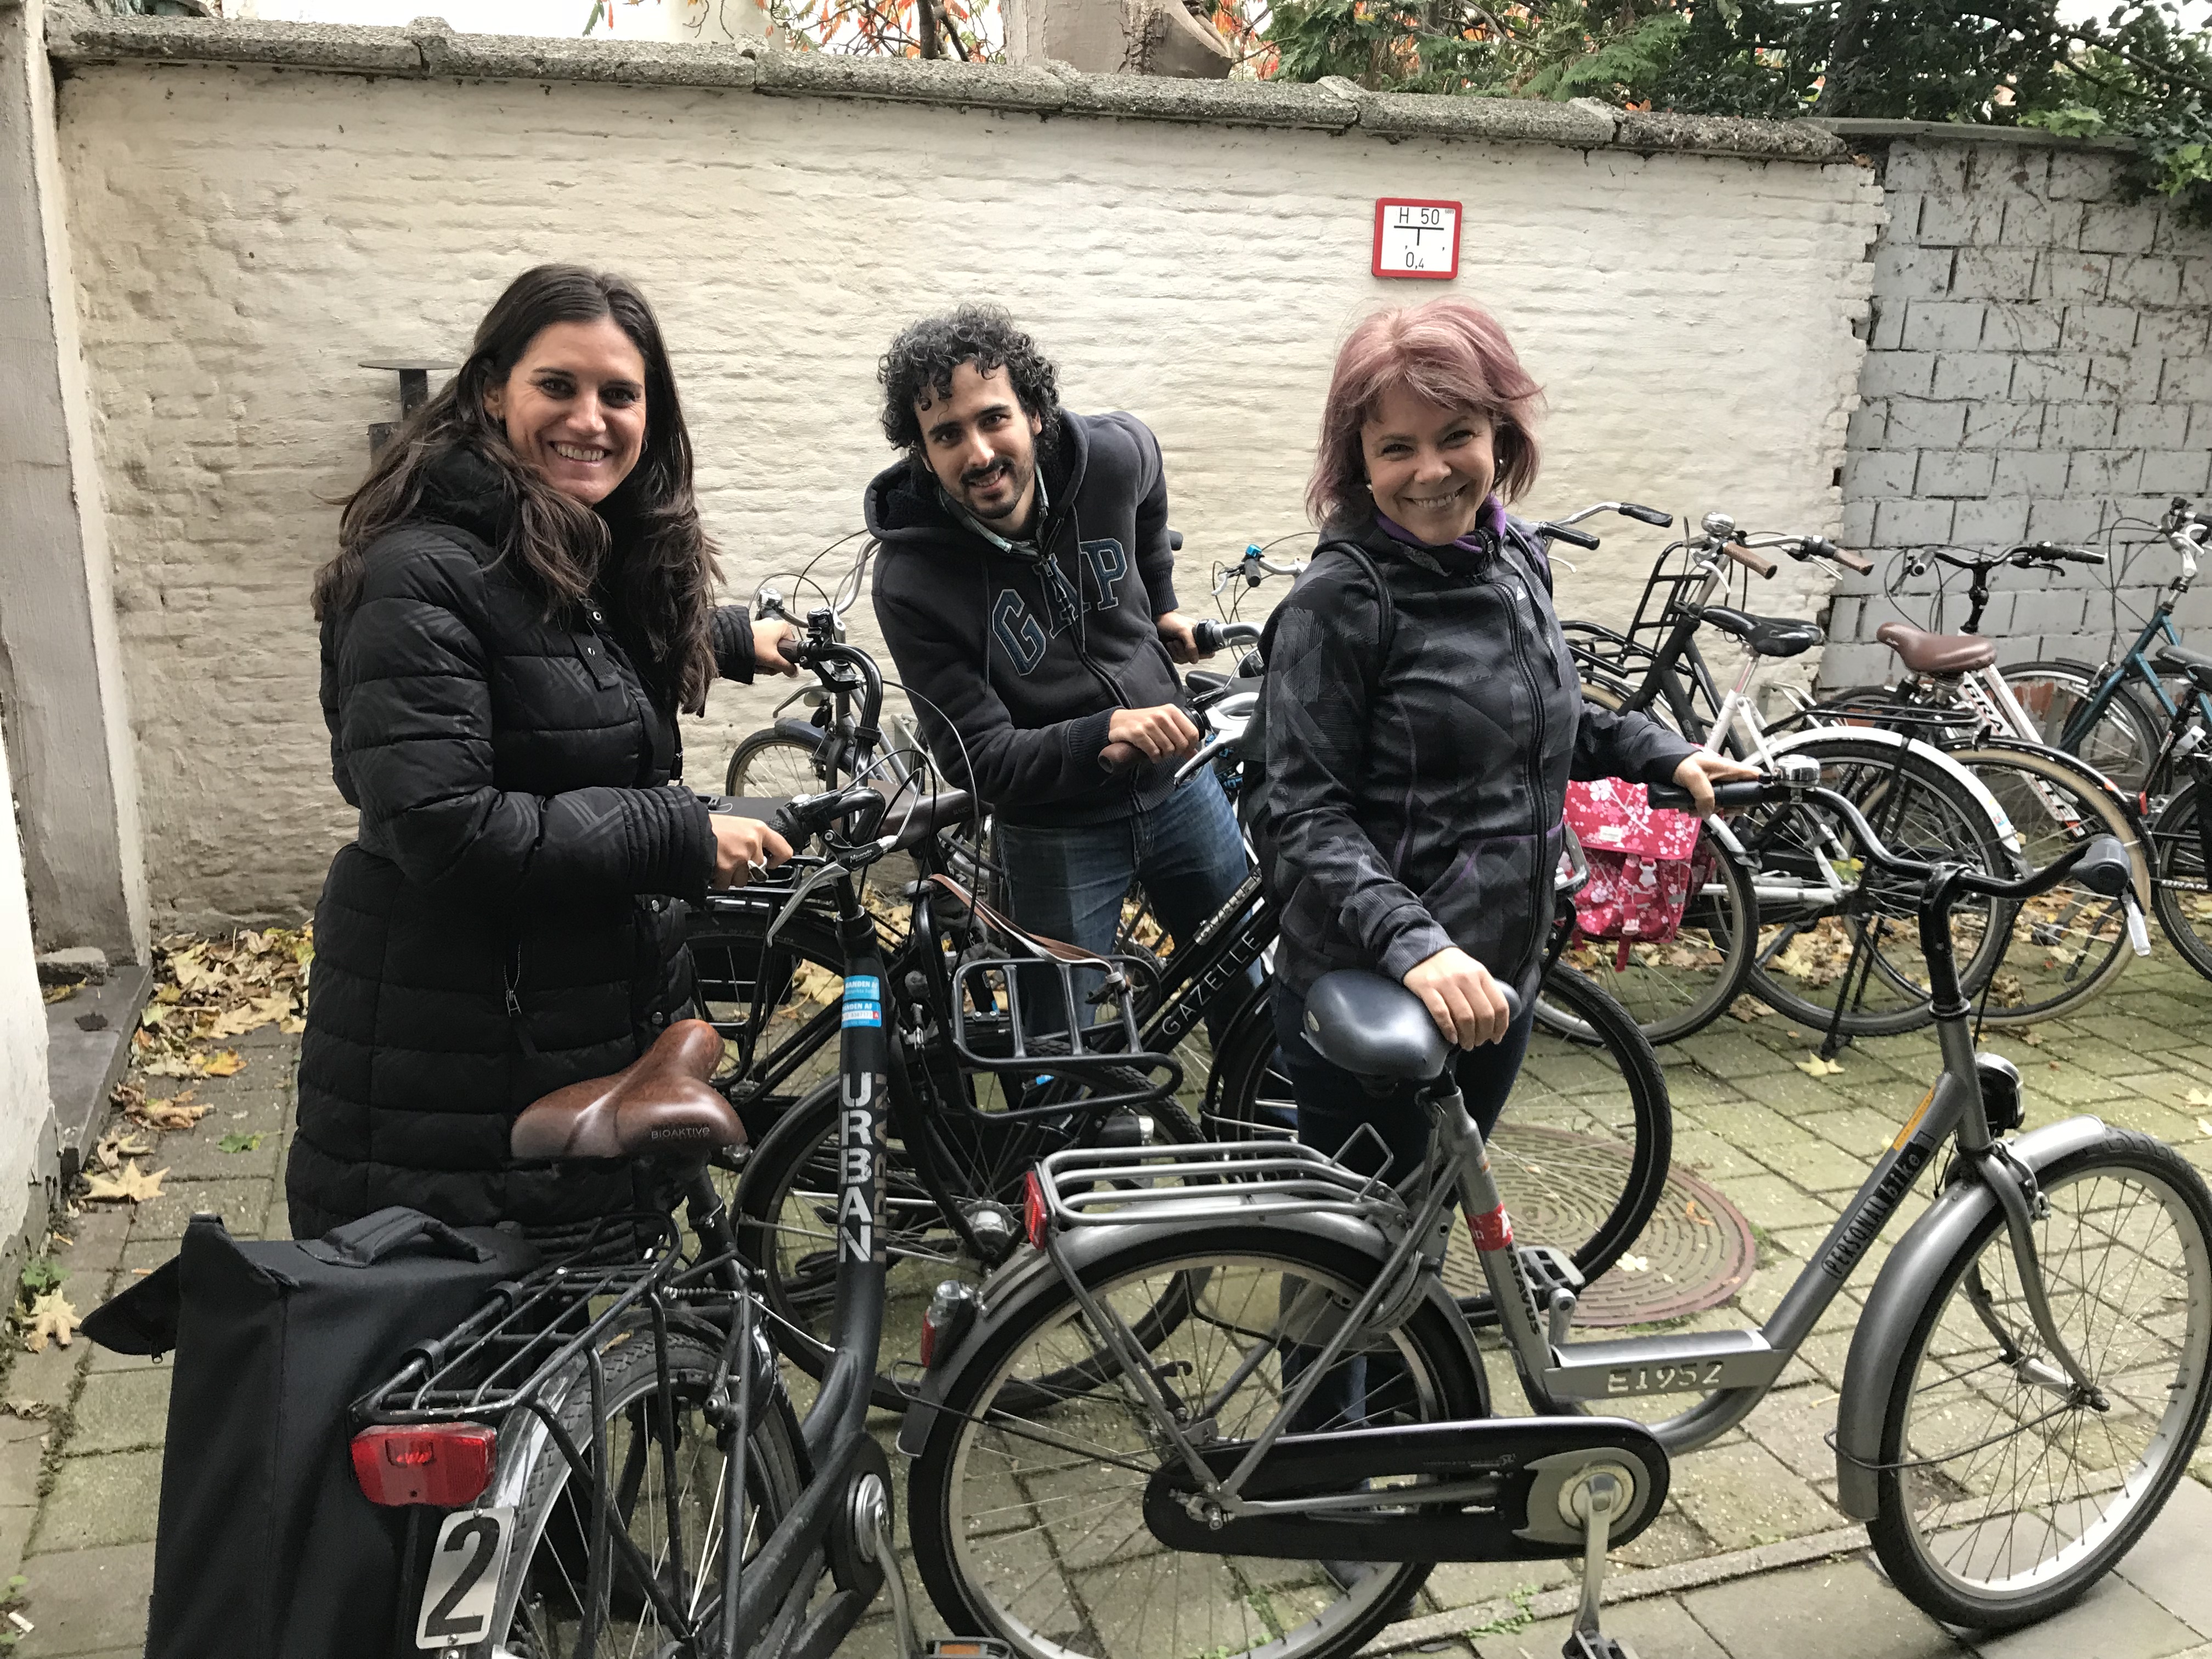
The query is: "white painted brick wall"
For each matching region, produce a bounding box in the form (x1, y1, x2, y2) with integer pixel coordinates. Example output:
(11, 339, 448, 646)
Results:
(53, 60, 1880, 928)
(1829, 134, 2212, 683)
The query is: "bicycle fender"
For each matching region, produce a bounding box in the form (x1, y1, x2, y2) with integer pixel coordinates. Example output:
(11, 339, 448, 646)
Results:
(1949, 737, 2151, 901)
(772, 716, 827, 746)
(1765, 726, 2024, 858)
(894, 1210, 1482, 1457)
(1832, 1114, 2111, 1519)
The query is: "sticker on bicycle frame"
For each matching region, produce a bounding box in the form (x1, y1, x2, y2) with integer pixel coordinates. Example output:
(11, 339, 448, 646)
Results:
(1468, 1205, 1514, 1251)
(416, 1506, 514, 1649)
(1890, 1085, 1938, 1151)
(843, 974, 883, 1028)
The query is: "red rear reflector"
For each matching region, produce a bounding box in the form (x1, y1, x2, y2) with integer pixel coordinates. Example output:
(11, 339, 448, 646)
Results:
(351, 1424, 496, 1508)
(1023, 1169, 1048, 1249)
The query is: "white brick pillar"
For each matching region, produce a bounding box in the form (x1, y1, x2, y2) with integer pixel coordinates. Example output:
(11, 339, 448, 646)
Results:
(0, 0, 148, 960)
(1004, 0, 1232, 76)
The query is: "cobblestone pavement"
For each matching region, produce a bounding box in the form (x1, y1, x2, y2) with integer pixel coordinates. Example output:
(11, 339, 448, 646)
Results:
(9, 953, 2212, 1657)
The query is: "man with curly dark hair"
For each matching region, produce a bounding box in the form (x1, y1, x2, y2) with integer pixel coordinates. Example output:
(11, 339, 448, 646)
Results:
(867, 304, 1251, 1019)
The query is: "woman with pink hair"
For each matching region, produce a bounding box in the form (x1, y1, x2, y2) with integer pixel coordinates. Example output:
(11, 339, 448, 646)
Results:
(1258, 298, 1750, 1184)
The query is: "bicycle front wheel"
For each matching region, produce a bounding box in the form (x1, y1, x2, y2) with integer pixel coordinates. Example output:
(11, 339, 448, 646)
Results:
(1743, 735, 2016, 1037)
(2000, 662, 2164, 798)
(724, 724, 822, 797)
(1867, 1131, 2212, 1629)
(906, 1226, 1487, 1659)
(1554, 826, 1757, 1044)
(1204, 964, 1670, 1311)
(1945, 744, 2143, 1024)
(2149, 782, 2212, 981)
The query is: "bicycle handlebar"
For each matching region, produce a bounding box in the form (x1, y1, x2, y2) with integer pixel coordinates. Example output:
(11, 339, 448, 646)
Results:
(1191, 619, 1262, 656)
(1723, 542, 1779, 579)
(1550, 501, 1673, 529)
(1533, 521, 1601, 551)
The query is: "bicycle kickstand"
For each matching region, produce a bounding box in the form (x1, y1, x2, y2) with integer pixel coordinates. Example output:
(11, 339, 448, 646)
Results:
(1560, 1470, 1639, 1659)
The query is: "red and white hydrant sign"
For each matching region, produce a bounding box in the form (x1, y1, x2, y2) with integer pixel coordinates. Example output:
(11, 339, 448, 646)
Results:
(1372, 199, 1462, 280)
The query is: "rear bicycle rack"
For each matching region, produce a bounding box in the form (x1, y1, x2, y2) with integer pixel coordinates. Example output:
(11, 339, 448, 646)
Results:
(948, 953, 1182, 1120)
(1033, 1138, 1406, 1231)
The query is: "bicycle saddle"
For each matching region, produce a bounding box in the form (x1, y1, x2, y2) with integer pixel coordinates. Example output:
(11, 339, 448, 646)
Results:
(1875, 621, 1995, 676)
(509, 1019, 743, 1160)
(1301, 970, 1450, 1081)
(1699, 607, 1824, 659)
(2153, 644, 2212, 693)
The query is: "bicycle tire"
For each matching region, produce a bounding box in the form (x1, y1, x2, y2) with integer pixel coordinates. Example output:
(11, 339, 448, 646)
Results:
(738, 1049, 1201, 1412)
(1743, 735, 2016, 1037)
(683, 902, 849, 1132)
(1943, 743, 2143, 1024)
(1551, 826, 1758, 1045)
(2000, 661, 2164, 798)
(483, 1322, 808, 1657)
(1866, 1131, 2212, 1629)
(905, 1226, 1487, 1659)
(2149, 782, 2212, 981)
(724, 725, 823, 798)
(1204, 963, 1671, 1316)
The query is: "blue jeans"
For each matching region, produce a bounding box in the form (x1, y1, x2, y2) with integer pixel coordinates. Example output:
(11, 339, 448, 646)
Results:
(996, 771, 1257, 1045)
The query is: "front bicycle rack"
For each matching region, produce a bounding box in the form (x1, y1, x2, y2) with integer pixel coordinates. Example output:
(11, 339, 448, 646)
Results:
(949, 952, 1182, 1120)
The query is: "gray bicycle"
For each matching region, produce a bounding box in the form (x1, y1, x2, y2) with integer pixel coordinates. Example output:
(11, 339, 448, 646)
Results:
(898, 772, 2210, 1659)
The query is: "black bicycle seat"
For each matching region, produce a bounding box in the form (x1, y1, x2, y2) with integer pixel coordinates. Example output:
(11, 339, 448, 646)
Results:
(2154, 644, 2212, 693)
(1301, 970, 1450, 1081)
(1699, 607, 1824, 659)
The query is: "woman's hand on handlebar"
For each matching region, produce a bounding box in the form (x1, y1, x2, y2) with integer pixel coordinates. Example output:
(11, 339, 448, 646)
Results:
(1155, 611, 1203, 664)
(753, 618, 800, 676)
(1672, 751, 1761, 816)
(709, 815, 794, 889)
(1402, 947, 1512, 1050)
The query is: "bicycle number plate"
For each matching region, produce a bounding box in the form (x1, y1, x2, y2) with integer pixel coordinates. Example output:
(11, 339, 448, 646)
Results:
(415, 1506, 515, 1650)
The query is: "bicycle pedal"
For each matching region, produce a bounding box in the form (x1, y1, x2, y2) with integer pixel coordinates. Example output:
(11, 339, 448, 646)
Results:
(922, 1642, 1016, 1659)
(1560, 1636, 1639, 1659)
(1516, 1244, 1585, 1297)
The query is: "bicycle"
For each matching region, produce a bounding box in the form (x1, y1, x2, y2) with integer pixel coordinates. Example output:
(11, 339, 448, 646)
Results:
(2134, 663, 2212, 982)
(347, 783, 924, 1659)
(1570, 510, 2024, 1040)
(1999, 496, 2212, 800)
(1798, 541, 2153, 1024)
(899, 775, 2210, 1658)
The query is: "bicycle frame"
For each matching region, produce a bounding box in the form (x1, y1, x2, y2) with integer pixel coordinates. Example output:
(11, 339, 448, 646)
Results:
(2062, 516, 2212, 746)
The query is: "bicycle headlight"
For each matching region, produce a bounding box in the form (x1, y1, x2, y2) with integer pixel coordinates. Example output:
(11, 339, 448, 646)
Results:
(1976, 1052, 2024, 1137)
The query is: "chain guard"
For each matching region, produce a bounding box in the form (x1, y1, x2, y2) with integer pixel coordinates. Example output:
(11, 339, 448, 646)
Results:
(1143, 1417, 1668, 1562)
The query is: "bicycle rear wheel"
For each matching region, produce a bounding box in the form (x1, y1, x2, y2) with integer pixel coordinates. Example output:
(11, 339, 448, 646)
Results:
(2000, 662, 2163, 798)
(1943, 744, 2143, 1024)
(2149, 782, 2212, 981)
(1867, 1132, 2212, 1629)
(905, 1227, 1487, 1659)
(724, 723, 823, 798)
(1743, 736, 2016, 1037)
(486, 1322, 807, 1656)
(1204, 963, 1670, 1313)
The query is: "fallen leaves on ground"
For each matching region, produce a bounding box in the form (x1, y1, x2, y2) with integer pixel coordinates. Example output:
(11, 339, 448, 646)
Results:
(39, 985, 75, 1006)
(82, 1160, 165, 1205)
(123, 1087, 210, 1132)
(1726, 997, 1773, 1023)
(1, 1401, 50, 1422)
(1797, 1054, 1845, 1077)
(21, 1293, 75, 1353)
(1615, 1253, 1651, 1273)
(2185, 1087, 2212, 1110)
(132, 928, 310, 1077)
(218, 1132, 264, 1154)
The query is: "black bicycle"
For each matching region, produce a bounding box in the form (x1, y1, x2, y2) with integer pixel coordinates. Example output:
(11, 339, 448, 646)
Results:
(348, 783, 920, 1659)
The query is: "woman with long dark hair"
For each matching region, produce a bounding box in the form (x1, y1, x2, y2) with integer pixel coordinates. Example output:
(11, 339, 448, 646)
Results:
(290, 264, 793, 1237)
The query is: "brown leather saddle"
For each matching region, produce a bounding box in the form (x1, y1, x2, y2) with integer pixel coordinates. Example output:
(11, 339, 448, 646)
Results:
(509, 1019, 744, 1160)
(923, 872, 1120, 970)
(1875, 620, 1996, 676)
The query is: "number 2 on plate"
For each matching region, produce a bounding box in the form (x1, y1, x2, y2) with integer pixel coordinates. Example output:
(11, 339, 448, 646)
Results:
(416, 1505, 515, 1650)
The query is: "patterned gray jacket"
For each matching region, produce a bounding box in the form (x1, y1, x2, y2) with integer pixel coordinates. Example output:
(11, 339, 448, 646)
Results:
(1261, 510, 1697, 1004)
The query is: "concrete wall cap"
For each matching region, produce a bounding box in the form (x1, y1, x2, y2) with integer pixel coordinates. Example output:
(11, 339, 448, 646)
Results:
(1810, 116, 2135, 154)
(43, 14, 1855, 159)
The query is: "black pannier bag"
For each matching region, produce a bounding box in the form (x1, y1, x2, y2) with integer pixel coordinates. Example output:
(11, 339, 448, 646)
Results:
(83, 1206, 539, 1659)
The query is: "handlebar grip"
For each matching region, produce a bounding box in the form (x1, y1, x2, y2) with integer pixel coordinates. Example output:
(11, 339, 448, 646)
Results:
(1618, 504, 1672, 527)
(1724, 542, 1779, 579)
(1646, 778, 1769, 813)
(1827, 544, 1874, 575)
(776, 636, 801, 663)
(1538, 522, 1602, 551)
(1101, 744, 1144, 777)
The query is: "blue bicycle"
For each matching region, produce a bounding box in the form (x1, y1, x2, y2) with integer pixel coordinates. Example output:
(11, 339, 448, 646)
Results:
(2001, 497, 2212, 800)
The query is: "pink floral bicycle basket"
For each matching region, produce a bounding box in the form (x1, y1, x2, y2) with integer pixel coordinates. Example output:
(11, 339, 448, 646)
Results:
(1563, 777, 1708, 968)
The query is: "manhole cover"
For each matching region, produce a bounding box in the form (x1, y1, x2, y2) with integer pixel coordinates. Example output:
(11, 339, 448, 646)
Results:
(1439, 1126, 1757, 1327)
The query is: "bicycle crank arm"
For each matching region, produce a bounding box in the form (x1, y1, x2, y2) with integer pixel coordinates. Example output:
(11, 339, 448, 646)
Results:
(1142, 1418, 1668, 1563)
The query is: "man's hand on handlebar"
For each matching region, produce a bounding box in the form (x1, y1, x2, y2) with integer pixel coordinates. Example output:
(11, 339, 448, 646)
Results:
(710, 815, 794, 889)
(1101, 704, 1202, 770)
(753, 618, 800, 676)
(1402, 947, 1513, 1050)
(1672, 751, 1762, 817)
(1156, 611, 1203, 664)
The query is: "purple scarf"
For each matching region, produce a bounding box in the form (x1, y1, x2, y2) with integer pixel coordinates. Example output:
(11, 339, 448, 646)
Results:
(1374, 494, 1510, 558)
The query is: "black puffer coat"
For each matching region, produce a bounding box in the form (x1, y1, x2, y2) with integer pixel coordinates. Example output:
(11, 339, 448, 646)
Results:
(289, 447, 753, 1238)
